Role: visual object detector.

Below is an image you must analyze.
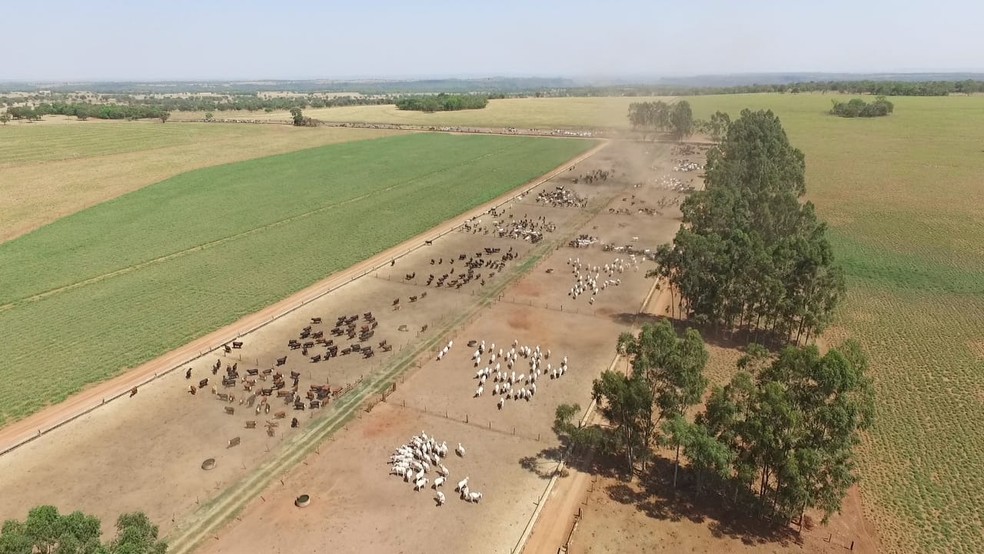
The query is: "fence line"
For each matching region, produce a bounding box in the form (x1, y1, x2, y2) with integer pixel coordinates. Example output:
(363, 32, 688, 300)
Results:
(384, 396, 543, 443)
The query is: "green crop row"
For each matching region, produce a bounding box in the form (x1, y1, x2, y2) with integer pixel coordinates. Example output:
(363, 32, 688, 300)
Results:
(0, 133, 595, 425)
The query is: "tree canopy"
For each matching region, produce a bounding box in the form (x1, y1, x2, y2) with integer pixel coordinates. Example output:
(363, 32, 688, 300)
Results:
(650, 109, 844, 344)
(829, 96, 894, 118)
(395, 93, 489, 112)
(616, 322, 708, 474)
(697, 340, 875, 522)
(557, 329, 873, 526)
(627, 100, 694, 137)
(0, 506, 166, 554)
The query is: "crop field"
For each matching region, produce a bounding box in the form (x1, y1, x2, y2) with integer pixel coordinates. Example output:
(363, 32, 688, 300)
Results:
(0, 120, 397, 242)
(0, 133, 595, 426)
(684, 94, 984, 553)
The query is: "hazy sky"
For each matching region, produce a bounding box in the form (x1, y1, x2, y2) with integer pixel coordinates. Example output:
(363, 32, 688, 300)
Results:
(4, 0, 982, 81)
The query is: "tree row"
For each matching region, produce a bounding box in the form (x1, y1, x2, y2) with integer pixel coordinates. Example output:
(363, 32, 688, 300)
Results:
(650, 109, 845, 344)
(394, 93, 489, 112)
(556, 321, 873, 525)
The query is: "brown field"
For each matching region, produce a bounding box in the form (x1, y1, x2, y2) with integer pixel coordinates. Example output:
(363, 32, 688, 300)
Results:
(168, 96, 674, 129)
(0, 121, 397, 243)
(0, 135, 878, 554)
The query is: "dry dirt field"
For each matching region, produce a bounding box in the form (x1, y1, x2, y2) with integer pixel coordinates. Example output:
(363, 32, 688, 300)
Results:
(0, 136, 880, 554)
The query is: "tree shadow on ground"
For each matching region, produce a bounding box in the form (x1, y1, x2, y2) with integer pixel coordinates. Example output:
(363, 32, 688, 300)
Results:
(519, 444, 622, 481)
(604, 456, 802, 547)
(609, 312, 790, 352)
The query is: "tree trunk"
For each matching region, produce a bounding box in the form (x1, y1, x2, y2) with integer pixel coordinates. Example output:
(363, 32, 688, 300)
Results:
(673, 442, 681, 488)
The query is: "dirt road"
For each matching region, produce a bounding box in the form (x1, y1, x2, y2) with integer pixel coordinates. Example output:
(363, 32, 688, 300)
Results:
(0, 141, 607, 458)
(520, 284, 672, 553)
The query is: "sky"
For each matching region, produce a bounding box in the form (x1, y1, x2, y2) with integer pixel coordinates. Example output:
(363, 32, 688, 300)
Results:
(4, 0, 983, 81)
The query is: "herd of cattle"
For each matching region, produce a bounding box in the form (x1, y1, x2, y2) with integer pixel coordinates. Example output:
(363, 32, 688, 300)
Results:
(566, 256, 634, 304)
(437, 338, 572, 411)
(536, 186, 587, 208)
(388, 431, 482, 506)
(183, 310, 397, 439)
(404, 246, 519, 290)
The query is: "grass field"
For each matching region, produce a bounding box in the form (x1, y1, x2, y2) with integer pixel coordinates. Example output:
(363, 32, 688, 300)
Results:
(168, 96, 674, 129)
(0, 133, 595, 426)
(0, 119, 397, 243)
(687, 94, 984, 553)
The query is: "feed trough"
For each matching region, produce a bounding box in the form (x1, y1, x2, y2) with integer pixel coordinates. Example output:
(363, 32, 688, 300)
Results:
(295, 494, 311, 508)
(201, 458, 216, 471)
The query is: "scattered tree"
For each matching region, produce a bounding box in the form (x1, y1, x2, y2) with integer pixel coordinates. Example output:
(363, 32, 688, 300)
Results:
(0, 505, 165, 554)
(616, 322, 708, 477)
(159, 111, 170, 123)
(290, 107, 304, 126)
(0, 113, 10, 125)
(553, 403, 602, 452)
(706, 110, 731, 141)
(830, 96, 894, 118)
(591, 370, 652, 474)
(203, 112, 214, 122)
(670, 100, 694, 138)
(107, 512, 167, 554)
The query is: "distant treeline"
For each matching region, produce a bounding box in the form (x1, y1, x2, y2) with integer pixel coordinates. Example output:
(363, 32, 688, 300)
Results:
(549, 79, 984, 97)
(125, 94, 393, 112)
(3, 75, 984, 97)
(6, 103, 170, 121)
(395, 94, 491, 112)
(830, 97, 895, 118)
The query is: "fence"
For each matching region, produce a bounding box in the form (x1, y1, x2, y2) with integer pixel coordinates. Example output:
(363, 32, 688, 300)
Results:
(381, 395, 544, 443)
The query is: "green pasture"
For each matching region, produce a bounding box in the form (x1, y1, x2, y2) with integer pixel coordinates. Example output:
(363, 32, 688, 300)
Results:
(685, 93, 984, 553)
(0, 133, 594, 425)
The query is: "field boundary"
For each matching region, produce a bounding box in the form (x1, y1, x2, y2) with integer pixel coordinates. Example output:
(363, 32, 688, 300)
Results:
(0, 140, 607, 458)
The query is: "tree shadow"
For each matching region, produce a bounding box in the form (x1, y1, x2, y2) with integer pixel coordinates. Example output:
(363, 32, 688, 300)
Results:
(518, 445, 622, 481)
(603, 456, 802, 547)
(608, 312, 793, 352)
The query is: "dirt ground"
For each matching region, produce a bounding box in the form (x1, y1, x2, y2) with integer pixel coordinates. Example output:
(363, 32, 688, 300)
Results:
(0, 137, 880, 554)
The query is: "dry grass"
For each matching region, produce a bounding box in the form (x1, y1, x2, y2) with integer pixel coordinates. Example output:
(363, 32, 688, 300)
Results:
(169, 96, 675, 129)
(0, 121, 398, 243)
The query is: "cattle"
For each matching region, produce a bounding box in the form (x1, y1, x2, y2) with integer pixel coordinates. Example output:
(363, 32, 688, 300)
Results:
(276, 356, 287, 366)
(232, 341, 243, 349)
(199, 378, 209, 388)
